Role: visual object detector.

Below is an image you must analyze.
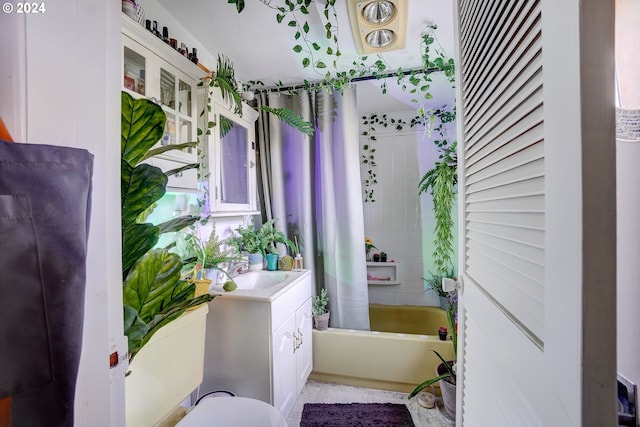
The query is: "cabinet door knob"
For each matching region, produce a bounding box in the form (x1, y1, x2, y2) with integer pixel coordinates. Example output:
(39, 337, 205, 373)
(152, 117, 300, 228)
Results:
(175, 172, 183, 178)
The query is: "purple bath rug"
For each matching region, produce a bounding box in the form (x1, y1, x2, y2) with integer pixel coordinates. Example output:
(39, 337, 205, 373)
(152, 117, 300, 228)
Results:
(300, 402, 415, 426)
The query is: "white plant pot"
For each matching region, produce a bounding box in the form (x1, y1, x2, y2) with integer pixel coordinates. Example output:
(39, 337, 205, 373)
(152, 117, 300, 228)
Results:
(313, 312, 330, 330)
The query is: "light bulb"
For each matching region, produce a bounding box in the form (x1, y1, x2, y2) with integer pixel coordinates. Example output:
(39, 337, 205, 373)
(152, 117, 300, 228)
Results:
(362, 1, 395, 25)
(365, 29, 395, 48)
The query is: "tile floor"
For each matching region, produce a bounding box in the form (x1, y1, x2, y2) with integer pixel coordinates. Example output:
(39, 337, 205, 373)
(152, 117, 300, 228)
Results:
(286, 380, 453, 426)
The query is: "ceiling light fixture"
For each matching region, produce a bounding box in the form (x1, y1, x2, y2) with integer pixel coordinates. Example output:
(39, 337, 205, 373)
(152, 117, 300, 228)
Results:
(347, 0, 407, 54)
(362, 1, 395, 25)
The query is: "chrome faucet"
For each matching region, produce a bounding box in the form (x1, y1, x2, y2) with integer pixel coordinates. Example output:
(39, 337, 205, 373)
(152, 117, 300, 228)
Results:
(226, 258, 249, 278)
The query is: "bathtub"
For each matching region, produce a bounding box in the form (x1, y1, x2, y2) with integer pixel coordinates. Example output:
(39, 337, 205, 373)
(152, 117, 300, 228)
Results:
(310, 305, 455, 393)
(369, 304, 449, 335)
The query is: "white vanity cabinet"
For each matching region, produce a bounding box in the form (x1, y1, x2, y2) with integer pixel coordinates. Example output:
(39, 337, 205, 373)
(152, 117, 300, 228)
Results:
(201, 270, 313, 417)
(121, 14, 206, 190)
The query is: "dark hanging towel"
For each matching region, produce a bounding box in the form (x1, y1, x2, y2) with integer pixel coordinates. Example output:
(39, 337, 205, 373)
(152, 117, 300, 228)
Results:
(0, 140, 93, 427)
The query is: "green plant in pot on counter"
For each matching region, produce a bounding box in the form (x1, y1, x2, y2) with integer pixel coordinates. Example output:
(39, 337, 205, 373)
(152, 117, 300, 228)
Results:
(312, 288, 330, 331)
(258, 218, 296, 255)
(182, 221, 239, 282)
(121, 91, 213, 364)
(228, 223, 263, 254)
(228, 219, 296, 270)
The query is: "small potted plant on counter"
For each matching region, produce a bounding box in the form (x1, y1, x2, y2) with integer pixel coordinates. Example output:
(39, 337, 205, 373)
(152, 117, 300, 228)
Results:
(228, 222, 264, 271)
(258, 218, 296, 271)
(182, 222, 239, 294)
(312, 288, 330, 330)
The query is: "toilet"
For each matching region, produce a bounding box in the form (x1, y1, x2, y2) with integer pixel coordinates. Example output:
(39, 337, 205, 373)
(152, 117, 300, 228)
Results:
(125, 305, 287, 427)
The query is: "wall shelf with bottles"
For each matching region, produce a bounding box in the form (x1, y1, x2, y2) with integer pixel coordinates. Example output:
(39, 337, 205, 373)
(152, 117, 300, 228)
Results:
(366, 262, 401, 285)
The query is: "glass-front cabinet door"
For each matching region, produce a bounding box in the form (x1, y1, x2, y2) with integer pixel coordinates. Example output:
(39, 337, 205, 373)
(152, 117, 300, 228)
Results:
(219, 113, 249, 205)
(210, 108, 257, 213)
(158, 63, 197, 163)
(122, 37, 148, 97)
(121, 31, 198, 164)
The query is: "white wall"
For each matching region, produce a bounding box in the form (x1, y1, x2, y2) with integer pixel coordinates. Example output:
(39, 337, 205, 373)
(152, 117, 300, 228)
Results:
(617, 142, 640, 388)
(136, 0, 218, 73)
(1, 2, 125, 425)
(360, 110, 457, 306)
(616, 0, 640, 390)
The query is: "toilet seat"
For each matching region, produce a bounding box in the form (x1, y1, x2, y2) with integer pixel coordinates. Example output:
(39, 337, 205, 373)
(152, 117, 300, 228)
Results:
(175, 396, 287, 427)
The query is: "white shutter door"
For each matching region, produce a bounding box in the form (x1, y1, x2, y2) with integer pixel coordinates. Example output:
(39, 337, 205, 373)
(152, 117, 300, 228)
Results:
(454, 0, 616, 426)
(461, 0, 545, 344)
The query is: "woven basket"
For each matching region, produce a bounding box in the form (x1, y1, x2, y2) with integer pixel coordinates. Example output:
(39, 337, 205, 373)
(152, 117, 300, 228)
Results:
(191, 279, 212, 298)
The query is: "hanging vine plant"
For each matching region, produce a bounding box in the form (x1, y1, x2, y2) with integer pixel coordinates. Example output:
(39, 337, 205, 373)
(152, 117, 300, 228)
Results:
(360, 107, 454, 202)
(360, 113, 410, 202)
(229, 0, 340, 75)
(418, 141, 457, 275)
(229, 2, 455, 109)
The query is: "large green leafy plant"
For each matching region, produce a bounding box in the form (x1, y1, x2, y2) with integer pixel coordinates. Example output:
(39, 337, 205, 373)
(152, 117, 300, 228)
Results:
(121, 92, 213, 363)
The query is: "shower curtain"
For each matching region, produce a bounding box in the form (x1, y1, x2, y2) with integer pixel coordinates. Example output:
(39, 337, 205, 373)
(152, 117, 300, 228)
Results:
(256, 87, 370, 330)
(0, 140, 93, 426)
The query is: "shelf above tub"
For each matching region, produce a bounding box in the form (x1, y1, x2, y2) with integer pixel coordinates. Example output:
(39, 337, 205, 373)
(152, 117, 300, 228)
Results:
(366, 261, 400, 285)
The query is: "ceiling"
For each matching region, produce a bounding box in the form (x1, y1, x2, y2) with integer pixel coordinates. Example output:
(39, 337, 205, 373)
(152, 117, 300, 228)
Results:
(157, 0, 456, 114)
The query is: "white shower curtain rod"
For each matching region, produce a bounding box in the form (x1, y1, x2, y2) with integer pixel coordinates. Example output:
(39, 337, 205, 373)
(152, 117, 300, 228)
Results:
(250, 66, 440, 94)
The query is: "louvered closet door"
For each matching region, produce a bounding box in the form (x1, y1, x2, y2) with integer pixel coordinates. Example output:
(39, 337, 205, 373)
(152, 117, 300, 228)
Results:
(454, 1, 616, 426)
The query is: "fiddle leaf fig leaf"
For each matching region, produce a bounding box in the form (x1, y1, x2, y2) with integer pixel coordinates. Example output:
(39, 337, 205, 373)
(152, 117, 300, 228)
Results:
(121, 92, 165, 166)
(163, 163, 199, 177)
(123, 249, 186, 323)
(123, 305, 147, 356)
(122, 223, 160, 279)
(142, 141, 199, 161)
(157, 215, 199, 234)
(121, 160, 167, 227)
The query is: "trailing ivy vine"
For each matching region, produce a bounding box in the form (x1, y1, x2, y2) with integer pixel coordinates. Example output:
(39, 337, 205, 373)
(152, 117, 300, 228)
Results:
(229, 0, 340, 75)
(229, 2, 454, 111)
(360, 107, 454, 202)
(360, 107, 457, 273)
(418, 141, 457, 275)
(360, 114, 408, 202)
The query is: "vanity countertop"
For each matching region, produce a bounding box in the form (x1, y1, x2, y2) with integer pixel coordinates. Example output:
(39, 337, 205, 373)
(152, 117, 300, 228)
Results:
(210, 269, 311, 302)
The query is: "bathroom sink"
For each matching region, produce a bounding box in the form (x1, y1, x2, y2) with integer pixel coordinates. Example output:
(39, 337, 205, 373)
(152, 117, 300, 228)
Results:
(229, 271, 290, 290)
(211, 269, 307, 302)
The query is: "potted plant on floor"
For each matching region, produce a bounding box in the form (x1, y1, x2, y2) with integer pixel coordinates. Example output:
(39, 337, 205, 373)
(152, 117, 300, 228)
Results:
(408, 292, 458, 419)
(423, 270, 456, 310)
(312, 288, 330, 330)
